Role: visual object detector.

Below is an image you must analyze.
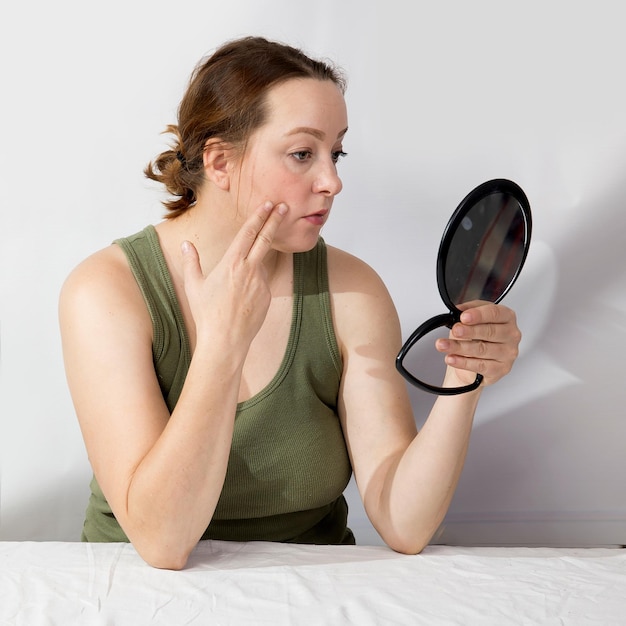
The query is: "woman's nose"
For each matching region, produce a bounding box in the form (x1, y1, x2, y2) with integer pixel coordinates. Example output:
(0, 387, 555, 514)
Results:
(312, 162, 343, 196)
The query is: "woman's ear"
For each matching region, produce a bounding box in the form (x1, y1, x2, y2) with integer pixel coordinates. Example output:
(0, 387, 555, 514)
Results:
(202, 139, 233, 190)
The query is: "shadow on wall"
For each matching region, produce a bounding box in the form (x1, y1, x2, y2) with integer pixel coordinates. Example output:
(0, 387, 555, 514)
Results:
(439, 377, 626, 547)
(430, 179, 626, 547)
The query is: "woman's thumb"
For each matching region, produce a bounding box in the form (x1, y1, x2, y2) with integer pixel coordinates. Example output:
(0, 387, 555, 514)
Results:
(181, 240, 202, 283)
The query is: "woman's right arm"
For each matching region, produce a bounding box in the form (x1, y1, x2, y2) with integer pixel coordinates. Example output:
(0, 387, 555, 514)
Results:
(59, 201, 286, 570)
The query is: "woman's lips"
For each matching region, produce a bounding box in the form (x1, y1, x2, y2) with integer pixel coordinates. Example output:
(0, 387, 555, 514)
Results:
(303, 209, 328, 226)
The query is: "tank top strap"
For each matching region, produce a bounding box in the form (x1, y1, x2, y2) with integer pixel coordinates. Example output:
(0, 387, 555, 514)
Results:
(114, 225, 191, 410)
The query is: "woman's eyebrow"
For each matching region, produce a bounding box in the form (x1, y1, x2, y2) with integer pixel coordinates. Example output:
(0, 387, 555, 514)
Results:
(286, 126, 349, 140)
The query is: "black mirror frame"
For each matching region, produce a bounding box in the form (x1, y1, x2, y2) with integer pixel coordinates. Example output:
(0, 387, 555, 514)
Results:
(396, 178, 532, 395)
(437, 178, 532, 314)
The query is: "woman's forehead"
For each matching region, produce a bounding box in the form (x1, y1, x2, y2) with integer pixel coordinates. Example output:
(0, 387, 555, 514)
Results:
(264, 78, 348, 134)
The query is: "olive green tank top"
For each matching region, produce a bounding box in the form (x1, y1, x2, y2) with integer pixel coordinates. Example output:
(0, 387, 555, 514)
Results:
(81, 226, 354, 545)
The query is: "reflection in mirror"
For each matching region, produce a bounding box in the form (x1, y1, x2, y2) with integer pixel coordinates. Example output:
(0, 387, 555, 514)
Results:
(443, 193, 527, 306)
(396, 179, 532, 395)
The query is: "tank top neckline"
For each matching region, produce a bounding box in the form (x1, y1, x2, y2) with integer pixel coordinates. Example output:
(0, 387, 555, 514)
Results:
(143, 224, 302, 410)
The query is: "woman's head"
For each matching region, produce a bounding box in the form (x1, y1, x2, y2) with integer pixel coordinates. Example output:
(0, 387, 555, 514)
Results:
(145, 36, 347, 218)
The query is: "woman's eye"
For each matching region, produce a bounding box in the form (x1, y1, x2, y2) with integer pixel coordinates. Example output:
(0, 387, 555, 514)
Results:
(332, 150, 348, 164)
(291, 150, 312, 162)
(290, 149, 347, 164)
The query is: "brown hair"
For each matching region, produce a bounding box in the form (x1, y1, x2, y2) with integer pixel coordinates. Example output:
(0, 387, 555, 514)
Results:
(144, 36, 347, 218)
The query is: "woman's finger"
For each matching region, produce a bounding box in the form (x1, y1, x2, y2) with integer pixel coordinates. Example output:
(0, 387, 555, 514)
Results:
(180, 240, 204, 286)
(227, 201, 287, 263)
(245, 202, 288, 264)
(437, 337, 513, 362)
(435, 301, 522, 385)
(457, 301, 516, 327)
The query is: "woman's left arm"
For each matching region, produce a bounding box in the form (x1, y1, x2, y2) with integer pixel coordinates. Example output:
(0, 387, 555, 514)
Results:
(328, 247, 521, 554)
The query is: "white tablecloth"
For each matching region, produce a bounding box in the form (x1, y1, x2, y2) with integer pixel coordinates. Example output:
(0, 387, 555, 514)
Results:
(0, 541, 624, 625)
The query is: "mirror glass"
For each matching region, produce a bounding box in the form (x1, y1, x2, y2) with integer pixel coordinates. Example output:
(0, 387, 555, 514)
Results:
(396, 179, 532, 395)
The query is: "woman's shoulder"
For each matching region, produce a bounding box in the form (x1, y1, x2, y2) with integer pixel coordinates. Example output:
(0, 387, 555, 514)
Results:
(62, 243, 130, 293)
(324, 243, 403, 367)
(325, 243, 392, 298)
(59, 241, 146, 325)
(62, 224, 159, 289)
(325, 242, 400, 333)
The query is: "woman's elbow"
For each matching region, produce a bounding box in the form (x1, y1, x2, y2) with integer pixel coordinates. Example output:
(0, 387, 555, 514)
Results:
(134, 540, 193, 570)
(386, 535, 428, 556)
(380, 522, 438, 555)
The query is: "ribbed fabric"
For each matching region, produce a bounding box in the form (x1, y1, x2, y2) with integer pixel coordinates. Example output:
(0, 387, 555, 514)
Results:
(81, 226, 354, 545)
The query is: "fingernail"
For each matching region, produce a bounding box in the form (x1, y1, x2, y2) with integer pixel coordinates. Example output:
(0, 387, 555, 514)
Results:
(181, 240, 192, 254)
(276, 203, 288, 215)
(437, 339, 450, 350)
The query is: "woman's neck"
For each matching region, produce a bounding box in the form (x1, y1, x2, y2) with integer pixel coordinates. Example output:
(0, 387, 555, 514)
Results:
(156, 201, 284, 282)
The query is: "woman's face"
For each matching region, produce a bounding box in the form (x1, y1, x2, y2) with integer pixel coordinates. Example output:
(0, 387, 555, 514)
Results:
(232, 78, 348, 252)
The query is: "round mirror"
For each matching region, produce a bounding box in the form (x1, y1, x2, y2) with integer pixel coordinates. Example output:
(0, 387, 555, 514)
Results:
(396, 178, 532, 395)
(439, 179, 531, 311)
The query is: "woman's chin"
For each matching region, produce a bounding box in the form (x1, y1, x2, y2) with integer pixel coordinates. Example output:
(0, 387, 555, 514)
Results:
(273, 232, 321, 254)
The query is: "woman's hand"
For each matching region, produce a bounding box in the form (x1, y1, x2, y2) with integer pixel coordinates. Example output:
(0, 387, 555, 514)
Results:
(180, 200, 288, 352)
(435, 300, 521, 387)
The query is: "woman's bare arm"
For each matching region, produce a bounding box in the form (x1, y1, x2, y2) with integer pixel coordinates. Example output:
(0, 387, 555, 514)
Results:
(59, 202, 287, 569)
(328, 246, 520, 553)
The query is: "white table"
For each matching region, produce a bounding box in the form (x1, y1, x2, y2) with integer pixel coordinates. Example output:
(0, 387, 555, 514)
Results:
(1, 541, 624, 625)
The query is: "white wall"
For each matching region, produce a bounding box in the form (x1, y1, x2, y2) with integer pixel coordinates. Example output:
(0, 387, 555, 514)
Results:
(1, 0, 624, 547)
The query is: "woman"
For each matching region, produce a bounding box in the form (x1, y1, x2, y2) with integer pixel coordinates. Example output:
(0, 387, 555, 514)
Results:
(59, 36, 521, 570)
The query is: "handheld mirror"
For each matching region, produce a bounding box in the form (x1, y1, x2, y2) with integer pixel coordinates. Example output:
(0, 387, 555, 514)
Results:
(396, 178, 532, 395)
